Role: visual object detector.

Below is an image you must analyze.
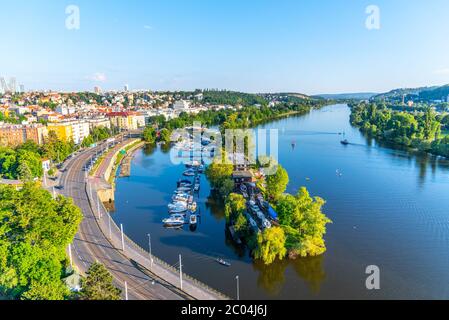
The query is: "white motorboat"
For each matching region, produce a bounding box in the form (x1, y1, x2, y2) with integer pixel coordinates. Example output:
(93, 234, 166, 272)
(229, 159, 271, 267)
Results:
(169, 206, 188, 214)
(174, 189, 191, 195)
(176, 186, 191, 192)
(168, 201, 188, 208)
(194, 184, 200, 192)
(183, 170, 196, 177)
(172, 194, 191, 202)
(163, 215, 185, 227)
(189, 214, 197, 225)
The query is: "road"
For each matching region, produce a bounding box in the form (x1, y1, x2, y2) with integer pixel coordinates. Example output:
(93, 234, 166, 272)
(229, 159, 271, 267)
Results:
(59, 142, 187, 300)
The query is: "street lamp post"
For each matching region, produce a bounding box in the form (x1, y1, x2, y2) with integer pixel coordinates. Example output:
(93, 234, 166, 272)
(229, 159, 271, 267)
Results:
(148, 233, 153, 270)
(124, 281, 128, 301)
(179, 254, 183, 290)
(236, 276, 240, 301)
(120, 224, 125, 252)
(109, 214, 112, 239)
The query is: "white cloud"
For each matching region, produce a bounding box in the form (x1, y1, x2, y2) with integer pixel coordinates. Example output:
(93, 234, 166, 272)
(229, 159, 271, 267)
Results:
(88, 72, 107, 82)
(434, 68, 449, 75)
(144, 25, 153, 30)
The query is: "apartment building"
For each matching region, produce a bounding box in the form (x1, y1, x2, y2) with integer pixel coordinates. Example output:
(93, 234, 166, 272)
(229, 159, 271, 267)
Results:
(87, 117, 111, 130)
(107, 112, 144, 131)
(47, 120, 90, 145)
(0, 124, 48, 147)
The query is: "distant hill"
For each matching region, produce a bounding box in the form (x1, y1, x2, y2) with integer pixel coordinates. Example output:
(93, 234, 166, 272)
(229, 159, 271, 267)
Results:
(372, 85, 449, 102)
(314, 93, 378, 100)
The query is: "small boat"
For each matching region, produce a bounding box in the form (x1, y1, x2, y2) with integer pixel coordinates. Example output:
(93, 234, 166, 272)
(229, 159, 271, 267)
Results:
(163, 215, 185, 227)
(189, 202, 198, 212)
(169, 207, 188, 214)
(340, 139, 349, 145)
(216, 258, 231, 267)
(186, 160, 200, 168)
(183, 169, 196, 177)
(178, 179, 193, 187)
(176, 187, 191, 192)
(172, 195, 191, 203)
(168, 203, 188, 212)
(198, 165, 205, 173)
(174, 189, 191, 194)
(189, 214, 197, 225)
(169, 201, 188, 208)
(194, 184, 200, 192)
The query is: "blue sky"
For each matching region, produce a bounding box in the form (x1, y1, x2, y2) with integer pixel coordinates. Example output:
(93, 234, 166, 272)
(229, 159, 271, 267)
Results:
(1, 0, 449, 94)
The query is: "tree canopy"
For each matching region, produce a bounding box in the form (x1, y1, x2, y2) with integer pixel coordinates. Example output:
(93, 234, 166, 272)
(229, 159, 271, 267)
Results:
(350, 102, 449, 157)
(80, 263, 121, 300)
(253, 227, 287, 265)
(0, 183, 83, 300)
(276, 187, 332, 258)
(265, 165, 289, 203)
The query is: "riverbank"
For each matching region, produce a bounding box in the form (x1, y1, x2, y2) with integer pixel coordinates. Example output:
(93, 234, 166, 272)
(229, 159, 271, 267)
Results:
(349, 103, 449, 159)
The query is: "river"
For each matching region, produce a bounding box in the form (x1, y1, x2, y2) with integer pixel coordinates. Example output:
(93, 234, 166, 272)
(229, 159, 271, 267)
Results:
(112, 104, 449, 299)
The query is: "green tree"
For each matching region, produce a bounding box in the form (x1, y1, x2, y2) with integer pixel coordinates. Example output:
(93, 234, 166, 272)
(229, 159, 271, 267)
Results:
(234, 213, 250, 237)
(253, 227, 287, 265)
(0, 183, 82, 300)
(80, 263, 121, 300)
(17, 162, 33, 181)
(218, 179, 235, 199)
(265, 165, 289, 203)
(276, 187, 332, 258)
(159, 128, 172, 144)
(224, 193, 246, 223)
(205, 153, 234, 194)
(143, 127, 157, 144)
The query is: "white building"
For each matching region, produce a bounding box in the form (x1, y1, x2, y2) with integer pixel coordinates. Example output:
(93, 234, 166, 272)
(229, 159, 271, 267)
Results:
(71, 121, 90, 145)
(56, 105, 76, 116)
(173, 100, 191, 111)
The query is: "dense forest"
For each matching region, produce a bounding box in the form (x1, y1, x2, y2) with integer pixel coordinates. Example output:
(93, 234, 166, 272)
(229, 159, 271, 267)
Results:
(202, 90, 268, 107)
(146, 98, 325, 139)
(350, 102, 449, 158)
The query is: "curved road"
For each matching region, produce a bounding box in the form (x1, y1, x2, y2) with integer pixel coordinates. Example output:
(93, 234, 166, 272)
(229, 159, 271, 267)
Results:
(59, 143, 187, 300)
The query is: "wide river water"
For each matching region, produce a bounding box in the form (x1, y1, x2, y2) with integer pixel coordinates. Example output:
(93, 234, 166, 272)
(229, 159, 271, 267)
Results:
(112, 104, 449, 299)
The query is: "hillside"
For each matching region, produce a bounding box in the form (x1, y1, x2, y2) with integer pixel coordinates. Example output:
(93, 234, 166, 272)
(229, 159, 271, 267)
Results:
(314, 92, 378, 100)
(372, 85, 449, 102)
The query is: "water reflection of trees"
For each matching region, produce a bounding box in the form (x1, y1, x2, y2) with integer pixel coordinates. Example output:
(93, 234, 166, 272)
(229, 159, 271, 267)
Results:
(291, 255, 326, 294)
(252, 255, 326, 297)
(252, 259, 288, 296)
(362, 133, 449, 186)
(160, 143, 171, 154)
(206, 193, 226, 221)
(143, 143, 157, 156)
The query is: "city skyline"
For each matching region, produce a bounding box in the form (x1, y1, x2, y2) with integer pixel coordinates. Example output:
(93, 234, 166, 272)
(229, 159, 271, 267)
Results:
(1, 0, 449, 94)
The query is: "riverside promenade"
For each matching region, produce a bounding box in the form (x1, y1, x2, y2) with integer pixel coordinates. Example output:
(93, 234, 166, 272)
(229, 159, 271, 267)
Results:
(86, 139, 228, 300)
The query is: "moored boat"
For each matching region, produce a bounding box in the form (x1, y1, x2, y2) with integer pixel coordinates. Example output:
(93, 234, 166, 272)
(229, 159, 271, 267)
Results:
(216, 258, 231, 267)
(162, 215, 185, 227)
(189, 214, 197, 225)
